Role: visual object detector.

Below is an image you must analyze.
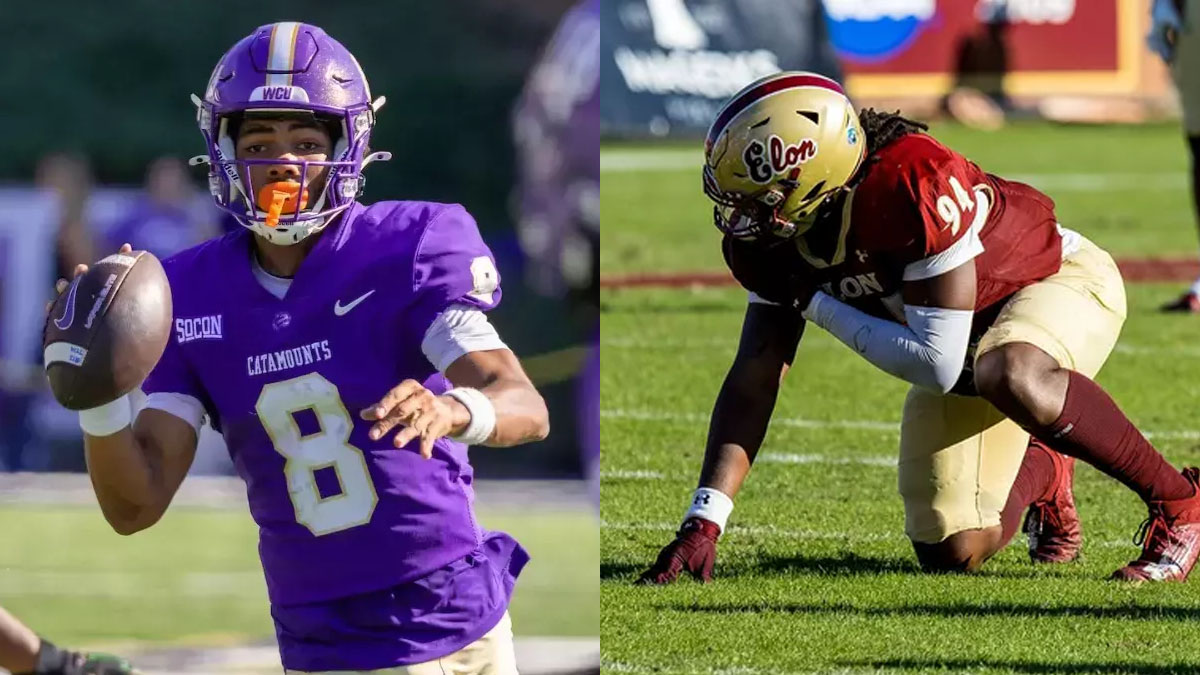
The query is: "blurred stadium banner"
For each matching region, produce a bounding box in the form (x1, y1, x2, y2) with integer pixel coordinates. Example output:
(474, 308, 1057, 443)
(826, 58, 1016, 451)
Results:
(831, 0, 1142, 98)
(602, 0, 1174, 137)
(601, 0, 842, 137)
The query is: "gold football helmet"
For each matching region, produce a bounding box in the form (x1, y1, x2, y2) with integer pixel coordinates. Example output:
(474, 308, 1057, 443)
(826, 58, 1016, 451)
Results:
(703, 71, 866, 239)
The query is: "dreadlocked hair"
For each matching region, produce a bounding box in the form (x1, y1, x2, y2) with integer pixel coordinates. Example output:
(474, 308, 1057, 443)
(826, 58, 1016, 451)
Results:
(812, 108, 930, 219)
(858, 108, 928, 157)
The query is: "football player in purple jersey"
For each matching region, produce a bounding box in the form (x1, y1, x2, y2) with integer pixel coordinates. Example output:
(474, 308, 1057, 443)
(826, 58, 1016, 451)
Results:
(512, 0, 599, 505)
(49, 22, 549, 674)
(0, 606, 137, 675)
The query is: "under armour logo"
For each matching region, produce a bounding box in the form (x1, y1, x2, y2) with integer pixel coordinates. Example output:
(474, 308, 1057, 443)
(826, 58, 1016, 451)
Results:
(856, 249, 868, 263)
(695, 494, 710, 505)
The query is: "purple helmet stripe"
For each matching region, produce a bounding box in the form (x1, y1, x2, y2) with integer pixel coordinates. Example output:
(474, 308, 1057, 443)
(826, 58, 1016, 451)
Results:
(265, 22, 301, 87)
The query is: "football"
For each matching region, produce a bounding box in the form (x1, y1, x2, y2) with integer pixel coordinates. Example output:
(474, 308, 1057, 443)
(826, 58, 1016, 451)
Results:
(42, 250, 172, 410)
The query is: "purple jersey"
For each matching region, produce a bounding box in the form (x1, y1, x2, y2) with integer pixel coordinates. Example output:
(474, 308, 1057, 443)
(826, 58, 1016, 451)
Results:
(142, 201, 524, 617)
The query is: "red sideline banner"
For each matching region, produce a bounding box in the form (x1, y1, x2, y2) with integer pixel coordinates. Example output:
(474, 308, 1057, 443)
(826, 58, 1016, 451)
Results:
(826, 0, 1141, 98)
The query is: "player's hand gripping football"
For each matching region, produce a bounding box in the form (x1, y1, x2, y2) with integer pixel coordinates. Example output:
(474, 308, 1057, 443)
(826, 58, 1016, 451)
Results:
(360, 380, 471, 459)
(43, 244, 134, 316)
(637, 517, 721, 584)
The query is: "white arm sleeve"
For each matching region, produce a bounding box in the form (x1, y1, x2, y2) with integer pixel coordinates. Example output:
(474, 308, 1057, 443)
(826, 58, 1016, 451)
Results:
(421, 304, 509, 373)
(142, 392, 207, 433)
(802, 291, 974, 394)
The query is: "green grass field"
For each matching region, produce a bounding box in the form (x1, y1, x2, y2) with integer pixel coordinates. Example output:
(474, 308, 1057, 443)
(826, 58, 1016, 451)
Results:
(0, 499, 598, 650)
(601, 122, 1200, 674)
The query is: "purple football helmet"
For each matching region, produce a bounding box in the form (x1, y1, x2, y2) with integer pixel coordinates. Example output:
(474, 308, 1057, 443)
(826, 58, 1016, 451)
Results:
(190, 22, 391, 245)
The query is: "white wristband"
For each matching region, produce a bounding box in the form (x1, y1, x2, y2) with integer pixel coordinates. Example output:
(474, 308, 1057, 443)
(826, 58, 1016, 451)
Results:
(78, 394, 132, 437)
(684, 487, 734, 532)
(444, 387, 497, 446)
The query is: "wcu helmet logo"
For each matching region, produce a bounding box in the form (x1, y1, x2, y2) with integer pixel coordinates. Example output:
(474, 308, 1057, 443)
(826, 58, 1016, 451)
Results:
(822, 0, 936, 63)
(249, 86, 310, 103)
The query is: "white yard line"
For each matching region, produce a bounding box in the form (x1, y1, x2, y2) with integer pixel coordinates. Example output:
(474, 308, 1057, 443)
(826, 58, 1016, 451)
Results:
(602, 409, 1200, 443)
(602, 454, 895, 480)
(602, 520, 896, 542)
(1113, 343, 1200, 359)
(602, 469, 669, 479)
(760, 453, 897, 467)
(602, 409, 899, 432)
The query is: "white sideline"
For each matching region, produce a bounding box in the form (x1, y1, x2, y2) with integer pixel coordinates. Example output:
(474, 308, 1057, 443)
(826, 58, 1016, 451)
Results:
(0, 570, 264, 597)
(602, 408, 1200, 441)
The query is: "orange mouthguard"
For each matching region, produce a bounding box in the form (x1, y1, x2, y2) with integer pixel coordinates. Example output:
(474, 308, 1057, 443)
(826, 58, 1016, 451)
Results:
(257, 182, 310, 228)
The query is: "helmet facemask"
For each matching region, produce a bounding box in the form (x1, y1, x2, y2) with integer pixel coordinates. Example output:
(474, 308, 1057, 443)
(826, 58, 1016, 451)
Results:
(192, 103, 390, 245)
(704, 164, 831, 240)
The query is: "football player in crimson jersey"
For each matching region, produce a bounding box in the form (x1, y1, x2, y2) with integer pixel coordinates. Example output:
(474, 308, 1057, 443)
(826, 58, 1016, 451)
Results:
(640, 71, 1200, 584)
(47, 23, 548, 674)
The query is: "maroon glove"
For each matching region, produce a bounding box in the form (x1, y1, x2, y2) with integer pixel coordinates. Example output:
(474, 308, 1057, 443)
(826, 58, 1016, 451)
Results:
(637, 517, 721, 584)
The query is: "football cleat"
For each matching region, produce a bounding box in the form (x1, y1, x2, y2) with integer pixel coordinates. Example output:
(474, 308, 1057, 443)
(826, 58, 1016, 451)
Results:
(1023, 445, 1082, 563)
(1160, 291, 1200, 313)
(1111, 467, 1200, 583)
(637, 517, 720, 584)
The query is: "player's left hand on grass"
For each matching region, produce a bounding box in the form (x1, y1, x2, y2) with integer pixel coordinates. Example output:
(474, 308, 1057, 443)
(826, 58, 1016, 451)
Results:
(31, 641, 139, 675)
(637, 517, 721, 585)
(65, 652, 139, 675)
(360, 379, 470, 459)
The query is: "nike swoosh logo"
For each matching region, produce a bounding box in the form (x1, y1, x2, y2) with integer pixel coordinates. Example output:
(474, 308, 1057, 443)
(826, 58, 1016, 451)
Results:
(334, 289, 375, 316)
(53, 278, 81, 330)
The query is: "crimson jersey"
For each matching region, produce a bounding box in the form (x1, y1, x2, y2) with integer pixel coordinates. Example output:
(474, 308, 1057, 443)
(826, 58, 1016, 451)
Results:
(725, 133, 1063, 327)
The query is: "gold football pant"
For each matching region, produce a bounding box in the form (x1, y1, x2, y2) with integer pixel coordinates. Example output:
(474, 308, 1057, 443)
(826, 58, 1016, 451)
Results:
(899, 237, 1127, 543)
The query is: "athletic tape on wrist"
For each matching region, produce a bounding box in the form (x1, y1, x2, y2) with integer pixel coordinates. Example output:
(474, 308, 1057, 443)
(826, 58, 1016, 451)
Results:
(78, 394, 132, 437)
(684, 487, 734, 532)
(444, 387, 496, 446)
